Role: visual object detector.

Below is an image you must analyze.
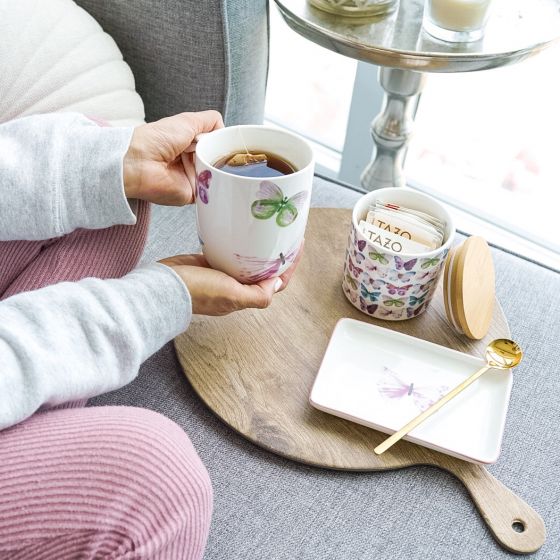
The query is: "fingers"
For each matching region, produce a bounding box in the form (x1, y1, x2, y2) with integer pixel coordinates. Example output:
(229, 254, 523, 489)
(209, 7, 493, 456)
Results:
(150, 110, 224, 156)
(159, 254, 210, 268)
(233, 277, 280, 310)
(181, 151, 196, 197)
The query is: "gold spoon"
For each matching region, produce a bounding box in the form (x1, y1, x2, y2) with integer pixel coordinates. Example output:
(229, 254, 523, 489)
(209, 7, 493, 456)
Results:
(374, 339, 523, 455)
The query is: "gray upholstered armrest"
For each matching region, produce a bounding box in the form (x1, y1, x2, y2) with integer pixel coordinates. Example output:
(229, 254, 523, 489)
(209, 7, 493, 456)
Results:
(76, 0, 269, 125)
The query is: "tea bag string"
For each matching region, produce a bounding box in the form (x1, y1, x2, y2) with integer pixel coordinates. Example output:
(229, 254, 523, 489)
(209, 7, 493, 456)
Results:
(238, 127, 250, 155)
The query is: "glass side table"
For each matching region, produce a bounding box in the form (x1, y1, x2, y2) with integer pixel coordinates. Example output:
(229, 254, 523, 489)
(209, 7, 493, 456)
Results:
(274, 0, 560, 191)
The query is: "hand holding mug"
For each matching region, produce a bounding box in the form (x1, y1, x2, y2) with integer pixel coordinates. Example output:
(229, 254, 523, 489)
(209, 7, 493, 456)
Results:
(123, 111, 224, 206)
(160, 247, 303, 315)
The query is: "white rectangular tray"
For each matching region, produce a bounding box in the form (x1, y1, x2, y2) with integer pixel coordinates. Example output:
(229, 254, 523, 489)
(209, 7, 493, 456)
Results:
(309, 318, 513, 464)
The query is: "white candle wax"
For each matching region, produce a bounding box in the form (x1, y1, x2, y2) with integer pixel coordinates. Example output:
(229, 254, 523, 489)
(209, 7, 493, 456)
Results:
(429, 0, 492, 31)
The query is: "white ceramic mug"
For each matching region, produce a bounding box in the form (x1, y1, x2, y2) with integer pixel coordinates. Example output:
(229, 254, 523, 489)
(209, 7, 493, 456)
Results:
(195, 125, 314, 283)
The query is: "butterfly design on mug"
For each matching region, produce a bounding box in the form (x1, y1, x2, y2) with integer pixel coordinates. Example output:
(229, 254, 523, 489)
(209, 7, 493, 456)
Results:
(360, 284, 380, 302)
(251, 181, 308, 227)
(416, 271, 433, 281)
(363, 277, 386, 290)
(377, 307, 405, 320)
(235, 241, 300, 283)
(369, 250, 389, 265)
(343, 283, 358, 304)
(357, 239, 367, 252)
(347, 258, 363, 279)
(420, 256, 441, 269)
(394, 256, 417, 271)
(388, 270, 416, 283)
(382, 296, 405, 308)
(377, 367, 449, 412)
(366, 263, 389, 278)
(353, 250, 366, 264)
(359, 297, 378, 315)
(407, 302, 427, 318)
(414, 278, 436, 295)
(344, 273, 358, 291)
(386, 283, 413, 296)
(196, 170, 212, 204)
(409, 294, 427, 306)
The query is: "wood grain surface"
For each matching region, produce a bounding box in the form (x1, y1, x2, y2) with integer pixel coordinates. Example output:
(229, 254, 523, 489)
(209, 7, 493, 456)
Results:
(175, 208, 545, 554)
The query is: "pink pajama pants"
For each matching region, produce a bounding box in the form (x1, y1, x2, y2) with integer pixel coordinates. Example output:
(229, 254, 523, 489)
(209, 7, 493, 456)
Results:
(0, 202, 213, 559)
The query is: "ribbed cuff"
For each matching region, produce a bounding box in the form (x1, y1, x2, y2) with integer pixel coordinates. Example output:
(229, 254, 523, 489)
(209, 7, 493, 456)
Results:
(131, 263, 192, 340)
(58, 115, 137, 232)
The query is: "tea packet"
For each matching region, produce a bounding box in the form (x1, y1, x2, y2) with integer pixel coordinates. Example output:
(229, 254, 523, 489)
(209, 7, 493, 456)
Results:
(360, 200, 446, 254)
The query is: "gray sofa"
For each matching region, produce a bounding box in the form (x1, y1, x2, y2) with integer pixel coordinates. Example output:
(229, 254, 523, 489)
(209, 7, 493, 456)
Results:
(78, 1, 560, 558)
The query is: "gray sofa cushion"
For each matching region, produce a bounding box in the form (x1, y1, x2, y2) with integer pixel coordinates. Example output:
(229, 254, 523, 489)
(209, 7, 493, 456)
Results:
(75, 0, 269, 125)
(91, 176, 560, 559)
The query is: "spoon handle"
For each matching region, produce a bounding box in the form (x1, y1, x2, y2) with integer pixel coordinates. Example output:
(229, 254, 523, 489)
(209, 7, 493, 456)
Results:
(374, 364, 490, 455)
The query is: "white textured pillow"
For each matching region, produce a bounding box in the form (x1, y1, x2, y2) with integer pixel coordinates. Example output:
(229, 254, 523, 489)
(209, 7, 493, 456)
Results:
(0, 0, 144, 126)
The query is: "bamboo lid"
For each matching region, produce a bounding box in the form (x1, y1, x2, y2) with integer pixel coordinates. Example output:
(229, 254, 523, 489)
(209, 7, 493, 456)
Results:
(443, 236, 495, 340)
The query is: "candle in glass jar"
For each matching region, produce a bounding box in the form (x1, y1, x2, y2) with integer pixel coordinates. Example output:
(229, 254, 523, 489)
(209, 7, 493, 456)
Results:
(429, 0, 492, 31)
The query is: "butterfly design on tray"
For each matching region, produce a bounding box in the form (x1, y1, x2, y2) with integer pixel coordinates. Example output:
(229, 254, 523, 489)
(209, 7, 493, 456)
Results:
(353, 250, 366, 264)
(235, 241, 300, 283)
(394, 256, 417, 271)
(360, 284, 380, 302)
(347, 258, 363, 279)
(196, 169, 212, 204)
(409, 294, 427, 306)
(382, 296, 405, 308)
(420, 256, 441, 269)
(369, 250, 389, 265)
(251, 181, 308, 227)
(344, 273, 358, 291)
(377, 307, 405, 320)
(386, 283, 413, 296)
(359, 297, 378, 315)
(377, 366, 449, 412)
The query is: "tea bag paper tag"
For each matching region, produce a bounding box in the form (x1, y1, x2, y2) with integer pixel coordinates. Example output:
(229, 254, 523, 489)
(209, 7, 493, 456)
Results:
(359, 221, 429, 254)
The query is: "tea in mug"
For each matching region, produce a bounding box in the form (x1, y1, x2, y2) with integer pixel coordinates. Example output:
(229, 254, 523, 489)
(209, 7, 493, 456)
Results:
(214, 151, 296, 178)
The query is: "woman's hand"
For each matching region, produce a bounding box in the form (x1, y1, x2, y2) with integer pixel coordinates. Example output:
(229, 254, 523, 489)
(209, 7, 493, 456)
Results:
(159, 250, 303, 316)
(123, 111, 224, 206)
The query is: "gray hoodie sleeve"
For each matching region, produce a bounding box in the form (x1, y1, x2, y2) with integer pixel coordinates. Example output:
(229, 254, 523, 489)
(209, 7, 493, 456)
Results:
(0, 113, 193, 430)
(0, 263, 191, 430)
(0, 112, 137, 240)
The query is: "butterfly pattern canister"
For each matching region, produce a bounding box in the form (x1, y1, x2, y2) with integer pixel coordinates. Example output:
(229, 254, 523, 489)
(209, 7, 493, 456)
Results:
(343, 188, 455, 321)
(195, 125, 314, 283)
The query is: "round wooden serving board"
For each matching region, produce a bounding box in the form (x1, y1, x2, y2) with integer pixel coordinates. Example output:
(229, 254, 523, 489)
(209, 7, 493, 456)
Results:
(175, 208, 545, 554)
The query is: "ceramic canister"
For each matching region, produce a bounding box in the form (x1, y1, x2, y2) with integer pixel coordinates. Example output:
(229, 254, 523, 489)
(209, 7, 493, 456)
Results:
(343, 188, 456, 321)
(195, 125, 314, 283)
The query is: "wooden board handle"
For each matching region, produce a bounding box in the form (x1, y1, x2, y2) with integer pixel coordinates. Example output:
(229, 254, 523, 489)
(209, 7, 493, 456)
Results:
(449, 463, 545, 554)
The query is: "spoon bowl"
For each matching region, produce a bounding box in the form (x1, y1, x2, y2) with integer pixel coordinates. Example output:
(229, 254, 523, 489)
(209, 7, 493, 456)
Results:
(486, 339, 523, 369)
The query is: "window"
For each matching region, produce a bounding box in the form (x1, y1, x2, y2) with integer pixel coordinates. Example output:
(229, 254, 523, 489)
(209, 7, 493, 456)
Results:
(265, 6, 356, 167)
(265, 6, 560, 269)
